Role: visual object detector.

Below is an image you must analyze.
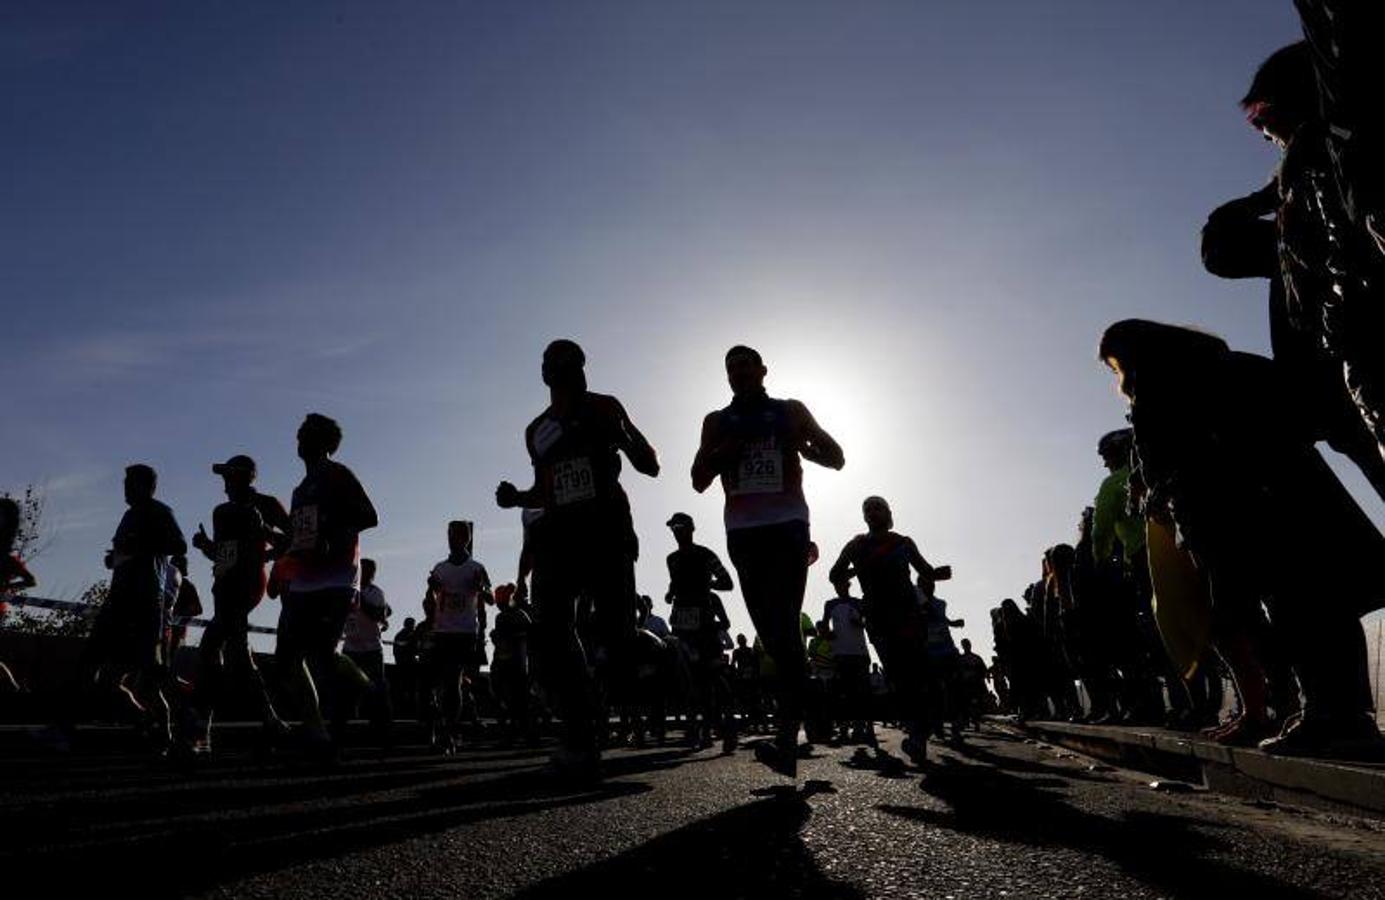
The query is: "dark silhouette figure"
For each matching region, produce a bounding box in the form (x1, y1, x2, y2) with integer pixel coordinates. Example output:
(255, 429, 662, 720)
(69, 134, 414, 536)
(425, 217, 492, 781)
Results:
(829, 496, 941, 769)
(188, 454, 289, 754)
(496, 339, 660, 779)
(692, 344, 844, 778)
(274, 413, 378, 760)
(1100, 319, 1385, 759)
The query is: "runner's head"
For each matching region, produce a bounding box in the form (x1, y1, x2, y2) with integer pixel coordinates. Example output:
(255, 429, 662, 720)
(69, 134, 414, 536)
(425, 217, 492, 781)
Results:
(541, 339, 587, 392)
(0, 497, 18, 547)
(1098, 319, 1228, 401)
(724, 345, 766, 397)
(361, 558, 377, 586)
(961, 638, 972, 653)
(1096, 429, 1132, 470)
(212, 454, 257, 499)
(124, 464, 157, 505)
(297, 413, 342, 463)
(666, 511, 694, 545)
(1241, 41, 1315, 148)
(447, 519, 473, 557)
(403, 616, 416, 630)
(816, 619, 830, 637)
(862, 495, 893, 533)
(736, 632, 747, 647)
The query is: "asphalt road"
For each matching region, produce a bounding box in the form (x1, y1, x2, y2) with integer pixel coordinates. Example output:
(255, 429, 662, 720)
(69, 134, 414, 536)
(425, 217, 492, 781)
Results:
(4, 725, 1385, 898)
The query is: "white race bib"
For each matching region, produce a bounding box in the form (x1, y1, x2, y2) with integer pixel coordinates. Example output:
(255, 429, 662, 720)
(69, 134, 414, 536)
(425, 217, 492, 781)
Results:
(671, 607, 704, 631)
(551, 458, 597, 506)
(732, 443, 783, 495)
(213, 541, 239, 578)
(291, 505, 319, 552)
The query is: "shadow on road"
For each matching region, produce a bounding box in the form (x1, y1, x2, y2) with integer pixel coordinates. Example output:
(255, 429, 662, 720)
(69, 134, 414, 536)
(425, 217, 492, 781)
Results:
(515, 789, 864, 900)
(0, 745, 714, 893)
(881, 748, 1318, 899)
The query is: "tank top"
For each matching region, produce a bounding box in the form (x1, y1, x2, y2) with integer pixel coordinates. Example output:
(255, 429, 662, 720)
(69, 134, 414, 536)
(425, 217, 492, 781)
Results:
(717, 395, 809, 531)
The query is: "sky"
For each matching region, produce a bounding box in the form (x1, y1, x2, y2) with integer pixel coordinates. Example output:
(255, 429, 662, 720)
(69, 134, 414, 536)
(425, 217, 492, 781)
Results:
(4, 1, 1377, 659)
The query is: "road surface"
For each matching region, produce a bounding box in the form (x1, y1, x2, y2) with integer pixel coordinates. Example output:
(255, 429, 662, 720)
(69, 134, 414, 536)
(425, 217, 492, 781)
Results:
(3, 725, 1384, 898)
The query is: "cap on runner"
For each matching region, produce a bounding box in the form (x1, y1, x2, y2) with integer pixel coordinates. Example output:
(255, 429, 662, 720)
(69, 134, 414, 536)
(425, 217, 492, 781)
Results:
(212, 454, 258, 478)
(666, 512, 694, 530)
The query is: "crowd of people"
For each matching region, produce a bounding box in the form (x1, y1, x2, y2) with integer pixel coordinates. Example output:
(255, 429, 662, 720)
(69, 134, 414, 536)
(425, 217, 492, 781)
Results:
(1, 342, 996, 783)
(2, 4, 1383, 780)
(990, 21, 1385, 761)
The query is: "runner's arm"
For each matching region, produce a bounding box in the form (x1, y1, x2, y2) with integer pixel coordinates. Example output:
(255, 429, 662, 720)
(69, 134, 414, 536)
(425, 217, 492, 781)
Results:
(345, 470, 379, 533)
(707, 552, 734, 592)
(691, 413, 734, 493)
(828, 542, 855, 596)
(790, 401, 844, 470)
(904, 537, 937, 582)
(712, 596, 732, 632)
(610, 397, 660, 477)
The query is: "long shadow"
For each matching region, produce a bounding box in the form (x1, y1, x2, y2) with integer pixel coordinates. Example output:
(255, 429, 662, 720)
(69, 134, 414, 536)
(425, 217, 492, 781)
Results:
(0, 747, 711, 893)
(882, 753, 1318, 898)
(515, 791, 865, 900)
(944, 735, 1116, 783)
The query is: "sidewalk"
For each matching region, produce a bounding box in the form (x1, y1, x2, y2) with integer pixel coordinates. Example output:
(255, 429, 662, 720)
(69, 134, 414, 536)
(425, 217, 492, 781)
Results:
(1005, 716, 1385, 817)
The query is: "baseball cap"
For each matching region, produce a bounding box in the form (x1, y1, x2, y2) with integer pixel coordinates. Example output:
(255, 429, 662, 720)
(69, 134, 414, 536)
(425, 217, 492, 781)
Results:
(212, 454, 257, 478)
(666, 512, 694, 529)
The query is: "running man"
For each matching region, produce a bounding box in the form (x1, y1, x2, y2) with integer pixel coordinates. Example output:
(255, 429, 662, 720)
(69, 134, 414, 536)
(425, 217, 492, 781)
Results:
(829, 496, 944, 768)
(692, 344, 844, 777)
(823, 589, 874, 745)
(276, 413, 378, 759)
(427, 520, 491, 753)
(342, 558, 392, 742)
(188, 454, 289, 754)
(51, 465, 187, 753)
(665, 512, 736, 752)
(496, 339, 660, 778)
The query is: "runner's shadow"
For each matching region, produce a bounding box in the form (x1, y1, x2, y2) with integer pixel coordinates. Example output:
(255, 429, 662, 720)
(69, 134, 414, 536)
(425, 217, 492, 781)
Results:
(880, 755, 1317, 898)
(1, 747, 718, 893)
(516, 791, 864, 900)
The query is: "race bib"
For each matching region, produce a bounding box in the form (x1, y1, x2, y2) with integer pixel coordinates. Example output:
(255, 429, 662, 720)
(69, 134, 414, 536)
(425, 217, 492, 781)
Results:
(213, 541, 239, 578)
(731, 442, 783, 495)
(551, 457, 597, 506)
(290, 505, 320, 552)
(671, 607, 703, 631)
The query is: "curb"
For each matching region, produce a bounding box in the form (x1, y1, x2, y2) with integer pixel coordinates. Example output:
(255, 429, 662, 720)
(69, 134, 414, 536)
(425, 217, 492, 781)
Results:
(1003, 717, 1385, 817)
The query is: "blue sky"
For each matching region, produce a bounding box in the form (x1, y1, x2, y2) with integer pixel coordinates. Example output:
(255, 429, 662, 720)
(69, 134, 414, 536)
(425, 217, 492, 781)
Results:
(5, 1, 1374, 657)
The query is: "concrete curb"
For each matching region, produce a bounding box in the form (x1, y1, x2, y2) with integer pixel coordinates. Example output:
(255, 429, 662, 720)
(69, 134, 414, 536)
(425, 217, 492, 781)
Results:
(1004, 717, 1385, 817)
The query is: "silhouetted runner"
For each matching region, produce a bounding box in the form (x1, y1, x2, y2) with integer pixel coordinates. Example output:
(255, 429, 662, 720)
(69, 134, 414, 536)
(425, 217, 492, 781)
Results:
(343, 557, 392, 743)
(275, 414, 378, 761)
(426, 521, 491, 754)
(665, 512, 736, 752)
(48, 466, 187, 754)
(187, 454, 290, 756)
(496, 339, 660, 780)
(692, 345, 843, 778)
(829, 496, 945, 769)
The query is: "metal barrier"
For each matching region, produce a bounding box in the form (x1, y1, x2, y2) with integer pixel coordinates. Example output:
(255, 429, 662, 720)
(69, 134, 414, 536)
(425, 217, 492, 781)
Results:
(2, 594, 393, 644)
